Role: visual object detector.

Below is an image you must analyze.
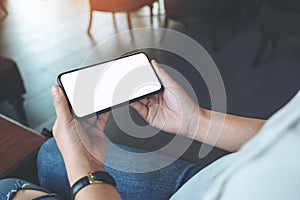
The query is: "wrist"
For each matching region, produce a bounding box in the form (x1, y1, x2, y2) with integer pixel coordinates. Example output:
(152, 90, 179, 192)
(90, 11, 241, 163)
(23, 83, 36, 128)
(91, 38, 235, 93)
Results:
(67, 164, 106, 186)
(71, 171, 117, 200)
(64, 154, 106, 185)
(186, 107, 210, 140)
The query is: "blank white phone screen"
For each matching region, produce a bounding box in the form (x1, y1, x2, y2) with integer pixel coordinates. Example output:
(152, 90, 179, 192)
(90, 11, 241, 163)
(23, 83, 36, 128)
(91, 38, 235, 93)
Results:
(59, 53, 161, 118)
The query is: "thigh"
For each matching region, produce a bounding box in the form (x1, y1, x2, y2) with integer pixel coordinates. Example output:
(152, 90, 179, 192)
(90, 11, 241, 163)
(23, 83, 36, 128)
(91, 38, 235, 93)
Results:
(38, 138, 204, 200)
(105, 142, 204, 200)
(0, 178, 62, 200)
(37, 139, 70, 199)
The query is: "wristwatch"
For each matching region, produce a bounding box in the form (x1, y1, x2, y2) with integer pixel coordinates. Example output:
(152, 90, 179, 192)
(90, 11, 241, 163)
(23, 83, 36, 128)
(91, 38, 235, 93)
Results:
(70, 171, 117, 200)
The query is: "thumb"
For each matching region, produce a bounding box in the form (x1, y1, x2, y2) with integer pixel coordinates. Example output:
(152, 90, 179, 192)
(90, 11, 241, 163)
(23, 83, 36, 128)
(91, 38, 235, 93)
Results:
(52, 85, 73, 124)
(151, 60, 177, 87)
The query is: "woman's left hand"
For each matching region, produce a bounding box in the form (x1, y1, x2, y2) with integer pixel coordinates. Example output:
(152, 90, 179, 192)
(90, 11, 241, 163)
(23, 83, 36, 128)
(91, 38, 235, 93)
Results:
(51, 85, 110, 185)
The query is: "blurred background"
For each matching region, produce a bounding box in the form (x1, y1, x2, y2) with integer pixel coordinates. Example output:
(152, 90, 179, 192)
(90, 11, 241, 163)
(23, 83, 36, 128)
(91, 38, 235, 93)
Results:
(1, 0, 300, 163)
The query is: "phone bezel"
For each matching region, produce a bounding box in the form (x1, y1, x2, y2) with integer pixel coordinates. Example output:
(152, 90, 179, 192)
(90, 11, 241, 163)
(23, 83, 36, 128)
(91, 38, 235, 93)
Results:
(57, 52, 164, 119)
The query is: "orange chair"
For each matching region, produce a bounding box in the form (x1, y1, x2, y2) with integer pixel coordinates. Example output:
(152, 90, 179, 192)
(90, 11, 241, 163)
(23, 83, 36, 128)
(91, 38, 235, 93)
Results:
(87, 0, 157, 33)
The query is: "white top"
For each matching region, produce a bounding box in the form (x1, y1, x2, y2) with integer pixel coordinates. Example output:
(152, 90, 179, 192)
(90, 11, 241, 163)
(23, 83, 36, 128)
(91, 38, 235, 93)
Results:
(171, 91, 300, 200)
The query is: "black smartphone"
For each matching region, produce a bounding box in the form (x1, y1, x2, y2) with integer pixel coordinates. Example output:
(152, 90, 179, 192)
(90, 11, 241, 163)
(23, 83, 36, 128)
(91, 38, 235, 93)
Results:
(57, 52, 163, 118)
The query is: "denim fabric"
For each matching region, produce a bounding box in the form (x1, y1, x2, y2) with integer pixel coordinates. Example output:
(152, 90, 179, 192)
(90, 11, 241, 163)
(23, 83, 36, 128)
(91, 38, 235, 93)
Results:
(0, 178, 61, 200)
(37, 138, 204, 200)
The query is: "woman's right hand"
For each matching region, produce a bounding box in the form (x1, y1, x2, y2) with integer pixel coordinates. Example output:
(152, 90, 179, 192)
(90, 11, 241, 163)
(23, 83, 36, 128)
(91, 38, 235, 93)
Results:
(131, 60, 205, 138)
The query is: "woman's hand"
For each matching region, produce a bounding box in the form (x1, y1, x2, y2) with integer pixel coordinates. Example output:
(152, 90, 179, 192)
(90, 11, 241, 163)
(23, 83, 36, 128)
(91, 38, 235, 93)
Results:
(51, 85, 110, 185)
(131, 60, 205, 138)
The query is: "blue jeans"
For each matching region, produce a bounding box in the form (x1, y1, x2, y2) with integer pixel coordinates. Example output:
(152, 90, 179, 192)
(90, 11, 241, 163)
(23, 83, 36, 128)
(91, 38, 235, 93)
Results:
(0, 138, 203, 200)
(0, 178, 61, 200)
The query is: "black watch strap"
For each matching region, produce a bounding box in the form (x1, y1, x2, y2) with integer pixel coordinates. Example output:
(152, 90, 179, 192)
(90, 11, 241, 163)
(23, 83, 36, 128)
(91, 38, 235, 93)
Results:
(70, 171, 116, 200)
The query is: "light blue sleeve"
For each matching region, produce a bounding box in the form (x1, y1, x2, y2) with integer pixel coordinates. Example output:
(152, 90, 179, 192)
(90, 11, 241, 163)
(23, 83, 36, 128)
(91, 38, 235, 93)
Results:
(170, 153, 237, 200)
(203, 91, 300, 200)
(172, 91, 300, 200)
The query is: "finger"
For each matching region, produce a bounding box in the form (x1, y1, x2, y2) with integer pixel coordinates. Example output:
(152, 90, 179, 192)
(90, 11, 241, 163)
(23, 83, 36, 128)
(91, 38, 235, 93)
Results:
(97, 112, 110, 131)
(52, 85, 73, 125)
(81, 115, 98, 129)
(131, 101, 149, 120)
(148, 94, 159, 105)
(139, 98, 148, 105)
(85, 115, 98, 125)
(152, 60, 178, 87)
(130, 98, 147, 108)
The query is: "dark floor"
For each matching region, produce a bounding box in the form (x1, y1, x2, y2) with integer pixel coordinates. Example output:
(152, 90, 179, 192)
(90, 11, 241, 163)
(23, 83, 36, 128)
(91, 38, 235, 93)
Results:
(1, 0, 300, 163)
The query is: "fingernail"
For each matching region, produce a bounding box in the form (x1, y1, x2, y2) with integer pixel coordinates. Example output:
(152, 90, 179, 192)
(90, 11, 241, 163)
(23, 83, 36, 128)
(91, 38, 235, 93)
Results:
(52, 86, 59, 97)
